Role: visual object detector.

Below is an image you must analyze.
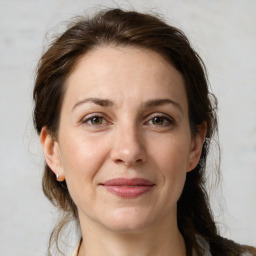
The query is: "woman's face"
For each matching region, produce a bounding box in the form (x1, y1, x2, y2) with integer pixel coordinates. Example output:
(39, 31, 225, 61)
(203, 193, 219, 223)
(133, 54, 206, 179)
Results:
(41, 46, 205, 233)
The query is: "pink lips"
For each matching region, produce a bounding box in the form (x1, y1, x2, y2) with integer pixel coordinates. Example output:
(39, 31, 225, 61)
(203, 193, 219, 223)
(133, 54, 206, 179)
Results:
(101, 178, 154, 198)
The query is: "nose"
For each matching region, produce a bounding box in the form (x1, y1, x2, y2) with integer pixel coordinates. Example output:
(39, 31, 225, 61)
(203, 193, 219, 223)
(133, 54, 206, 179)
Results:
(110, 124, 147, 166)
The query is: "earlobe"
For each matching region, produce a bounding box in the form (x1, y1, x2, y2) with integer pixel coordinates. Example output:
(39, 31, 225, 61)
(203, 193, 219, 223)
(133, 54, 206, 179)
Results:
(40, 126, 65, 181)
(187, 122, 207, 172)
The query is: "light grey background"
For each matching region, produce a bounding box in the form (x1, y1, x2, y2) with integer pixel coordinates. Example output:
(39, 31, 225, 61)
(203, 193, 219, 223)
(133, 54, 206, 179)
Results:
(0, 0, 255, 255)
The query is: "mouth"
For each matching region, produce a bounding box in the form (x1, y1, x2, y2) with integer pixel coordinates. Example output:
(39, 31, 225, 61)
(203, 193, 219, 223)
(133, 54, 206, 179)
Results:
(100, 178, 155, 199)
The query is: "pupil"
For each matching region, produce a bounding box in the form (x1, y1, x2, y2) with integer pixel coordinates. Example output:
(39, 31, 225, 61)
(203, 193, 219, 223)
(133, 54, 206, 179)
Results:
(92, 117, 101, 124)
(153, 117, 163, 125)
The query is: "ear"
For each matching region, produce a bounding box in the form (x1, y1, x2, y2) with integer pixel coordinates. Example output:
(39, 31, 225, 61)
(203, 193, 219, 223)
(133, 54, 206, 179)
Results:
(187, 122, 207, 172)
(40, 126, 65, 181)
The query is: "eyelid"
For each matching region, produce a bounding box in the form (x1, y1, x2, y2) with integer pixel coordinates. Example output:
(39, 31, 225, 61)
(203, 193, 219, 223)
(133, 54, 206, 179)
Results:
(145, 113, 175, 126)
(81, 113, 109, 125)
(79, 112, 175, 127)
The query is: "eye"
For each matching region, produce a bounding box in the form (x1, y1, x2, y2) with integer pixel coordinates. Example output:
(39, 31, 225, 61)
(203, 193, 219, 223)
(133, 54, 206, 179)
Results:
(82, 114, 107, 126)
(147, 115, 174, 127)
(152, 116, 165, 125)
(88, 116, 104, 125)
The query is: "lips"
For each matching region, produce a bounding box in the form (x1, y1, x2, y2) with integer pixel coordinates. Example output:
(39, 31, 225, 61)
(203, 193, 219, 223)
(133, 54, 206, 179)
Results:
(101, 178, 155, 198)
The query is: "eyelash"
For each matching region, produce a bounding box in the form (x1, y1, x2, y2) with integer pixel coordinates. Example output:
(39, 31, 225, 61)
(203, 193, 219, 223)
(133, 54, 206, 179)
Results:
(81, 113, 174, 128)
(145, 114, 175, 127)
(81, 113, 109, 126)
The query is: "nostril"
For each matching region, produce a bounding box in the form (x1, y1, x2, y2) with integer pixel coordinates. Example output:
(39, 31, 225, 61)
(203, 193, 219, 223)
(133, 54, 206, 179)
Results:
(113, 157, 144, 166)
(115, 159, 124, 164)
(135, 158, 143, 163)
(110, 137, 147, 166)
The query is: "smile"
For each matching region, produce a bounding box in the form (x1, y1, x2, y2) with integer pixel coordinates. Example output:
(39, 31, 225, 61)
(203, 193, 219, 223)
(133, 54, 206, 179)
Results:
(101, 178, 155, 198)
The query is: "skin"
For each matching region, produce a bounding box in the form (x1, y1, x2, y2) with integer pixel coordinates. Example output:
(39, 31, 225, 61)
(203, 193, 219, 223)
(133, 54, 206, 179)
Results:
(41, 46, 206, 256)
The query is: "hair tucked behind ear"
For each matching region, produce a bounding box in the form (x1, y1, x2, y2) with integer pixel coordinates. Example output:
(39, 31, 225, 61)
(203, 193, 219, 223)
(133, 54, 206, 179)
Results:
(33, 8, 255, 256)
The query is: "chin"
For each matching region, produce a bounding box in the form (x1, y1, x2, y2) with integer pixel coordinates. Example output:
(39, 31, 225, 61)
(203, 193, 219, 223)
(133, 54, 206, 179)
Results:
(100, 207, 156, 233)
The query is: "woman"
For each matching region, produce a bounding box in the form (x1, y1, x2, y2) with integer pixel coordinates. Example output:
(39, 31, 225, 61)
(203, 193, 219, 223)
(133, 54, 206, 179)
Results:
(33, 8, 256, 256)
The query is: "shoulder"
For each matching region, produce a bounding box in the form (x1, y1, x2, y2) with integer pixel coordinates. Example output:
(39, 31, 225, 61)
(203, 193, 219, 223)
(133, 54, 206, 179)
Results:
(71, 244, 79, 256)
(72, 239, 82, 256)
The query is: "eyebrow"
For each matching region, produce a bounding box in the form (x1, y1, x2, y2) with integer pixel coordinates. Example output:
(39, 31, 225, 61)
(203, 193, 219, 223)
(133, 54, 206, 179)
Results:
(72, 97, 183, 115)
(72, 97, 114, 111)
(142, 98, 183, 115)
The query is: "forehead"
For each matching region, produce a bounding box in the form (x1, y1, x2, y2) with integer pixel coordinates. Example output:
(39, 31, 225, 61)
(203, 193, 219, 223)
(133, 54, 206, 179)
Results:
(69, 46, 177, 79)
(63, 46, 187, 111)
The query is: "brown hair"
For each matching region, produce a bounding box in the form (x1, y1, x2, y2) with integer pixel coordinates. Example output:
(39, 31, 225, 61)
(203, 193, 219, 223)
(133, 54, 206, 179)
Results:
(33, 8, 253, 256)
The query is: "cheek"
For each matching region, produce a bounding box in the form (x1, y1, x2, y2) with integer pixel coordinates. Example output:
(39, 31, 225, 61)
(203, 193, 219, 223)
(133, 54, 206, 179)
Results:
(150, 134, 191, 173)
(149, 135, 190, 198)
(60, 132, 109, 171)
(58, 133, 110, 199)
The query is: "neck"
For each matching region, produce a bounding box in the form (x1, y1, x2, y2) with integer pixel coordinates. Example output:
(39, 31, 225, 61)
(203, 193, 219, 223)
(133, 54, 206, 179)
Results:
(78, 214, 186, 256)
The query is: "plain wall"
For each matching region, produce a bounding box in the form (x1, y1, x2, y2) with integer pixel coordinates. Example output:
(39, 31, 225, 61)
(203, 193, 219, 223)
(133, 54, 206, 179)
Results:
(0, 0, 255, 255)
